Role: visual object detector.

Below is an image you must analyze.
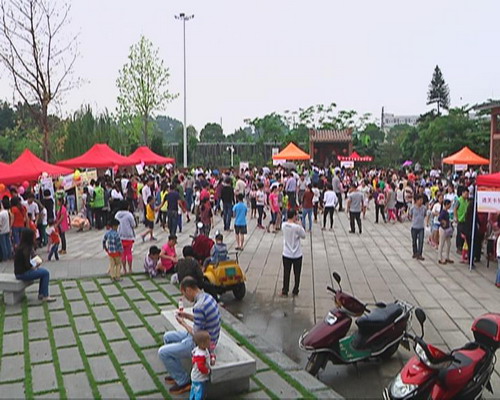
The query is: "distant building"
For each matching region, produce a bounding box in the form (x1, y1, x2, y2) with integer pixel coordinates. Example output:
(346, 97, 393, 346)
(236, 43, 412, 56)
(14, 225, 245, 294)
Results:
(309, 129, 353, 166)
(381, 110, 419, 131)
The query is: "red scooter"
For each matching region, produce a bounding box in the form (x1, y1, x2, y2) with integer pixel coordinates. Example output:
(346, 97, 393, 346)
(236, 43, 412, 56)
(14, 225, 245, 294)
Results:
(299, 272, 414, 376)
(384, 308, 500, 400)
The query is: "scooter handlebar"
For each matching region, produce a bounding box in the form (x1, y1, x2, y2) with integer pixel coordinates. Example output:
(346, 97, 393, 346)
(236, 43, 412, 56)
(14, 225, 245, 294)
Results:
(326, 286, 336, 294)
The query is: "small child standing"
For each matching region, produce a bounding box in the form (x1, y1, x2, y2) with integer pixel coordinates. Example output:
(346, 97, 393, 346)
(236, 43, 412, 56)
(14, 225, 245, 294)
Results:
(46, 219, 60, 261)
(140, 196, 157, 242)
(103, 219, 123, 281)
(189, 331, 211, 400)
(144, 245, 161, 278)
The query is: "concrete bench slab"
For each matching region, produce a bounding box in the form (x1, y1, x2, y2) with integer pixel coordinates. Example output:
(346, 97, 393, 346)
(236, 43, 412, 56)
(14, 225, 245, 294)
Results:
(161, 308, 256, 398)
(0, 273, 35, 305)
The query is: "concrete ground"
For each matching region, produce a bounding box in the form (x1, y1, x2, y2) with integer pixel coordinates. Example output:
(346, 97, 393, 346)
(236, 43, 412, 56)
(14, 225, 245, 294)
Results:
(1, 205, 499, 398)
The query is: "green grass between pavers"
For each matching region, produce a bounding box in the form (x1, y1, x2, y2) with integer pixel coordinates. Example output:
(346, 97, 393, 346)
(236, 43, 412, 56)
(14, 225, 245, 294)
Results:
(93, 277, 172, 400)
(21, 299, 34, 398)
(33, 388, 59, 396)
(248, 375, 281, 400)
(76, 280, 135, 398)
(42, 302, 67, 398)
(58, 281, 101, 399)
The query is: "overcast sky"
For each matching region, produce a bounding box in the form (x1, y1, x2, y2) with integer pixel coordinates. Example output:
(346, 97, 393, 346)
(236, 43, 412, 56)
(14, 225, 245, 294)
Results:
(1, 0, 499, 134)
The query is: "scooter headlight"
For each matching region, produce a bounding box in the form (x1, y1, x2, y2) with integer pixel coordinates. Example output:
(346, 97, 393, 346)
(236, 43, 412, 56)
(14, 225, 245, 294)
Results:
(324, 311, 337, 325)
(389, 373, 417, 398)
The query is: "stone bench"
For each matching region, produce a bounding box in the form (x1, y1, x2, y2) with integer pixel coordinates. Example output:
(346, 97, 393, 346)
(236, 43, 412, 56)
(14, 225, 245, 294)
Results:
(0, 273, 35, 305)
(161, 308, 256, 398)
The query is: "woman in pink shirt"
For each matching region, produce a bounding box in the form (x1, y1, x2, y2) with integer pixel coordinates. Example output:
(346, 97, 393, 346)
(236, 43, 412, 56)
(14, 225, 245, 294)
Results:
(56, 198, 69, 254)
(267, 185, 280, 233)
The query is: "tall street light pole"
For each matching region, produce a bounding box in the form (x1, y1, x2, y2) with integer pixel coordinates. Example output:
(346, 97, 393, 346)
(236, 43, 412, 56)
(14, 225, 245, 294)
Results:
(175, 12, 194, 168)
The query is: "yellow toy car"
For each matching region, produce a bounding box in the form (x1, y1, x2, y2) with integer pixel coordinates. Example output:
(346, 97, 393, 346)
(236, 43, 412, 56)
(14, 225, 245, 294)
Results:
(203, 252, 246, 300)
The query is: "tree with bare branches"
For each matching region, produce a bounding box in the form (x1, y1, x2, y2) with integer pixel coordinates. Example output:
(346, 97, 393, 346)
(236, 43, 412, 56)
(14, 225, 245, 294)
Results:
(0, 0, 79, 161)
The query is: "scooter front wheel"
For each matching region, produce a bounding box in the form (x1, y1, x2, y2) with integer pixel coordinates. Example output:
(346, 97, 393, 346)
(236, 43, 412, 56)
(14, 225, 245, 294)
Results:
(305, 353, 328, 376)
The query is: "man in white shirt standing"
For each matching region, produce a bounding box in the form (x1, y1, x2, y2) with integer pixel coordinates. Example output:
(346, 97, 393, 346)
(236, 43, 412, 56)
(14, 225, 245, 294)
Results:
(281, 209, 306, 297)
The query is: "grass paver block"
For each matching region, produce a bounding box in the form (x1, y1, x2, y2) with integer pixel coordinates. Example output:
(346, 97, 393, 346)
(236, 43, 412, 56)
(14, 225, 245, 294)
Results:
(97, 382, 129, 399)
(99, 321, 126, 341)
(29, 339, 52, 363)
(4, 304, 23, 316)
(63, 288, 81, 301)
(102, 284, 120, 296)
(3, 316, 23, 333)
(141, 348, 165, 374)
(124, 288, 144, 300)
(255, 370, 302, 399)
(85, 291, 106, 306)
(31, 363, 57, 393)
(27, 306, 45, 321)
(61, 281, 77, 289)
(134, 301, 158, 316)
(79, 333, 106, 356)
(0, 382, 25, 398)
(119, 310, 142, 328)
(239, 390, 272, 399)
(108, 296, 130, 311)
(53, 327, 77, 348)
(117, 278, 136, 289)
(155, 282, 180, 296)
(122, 364, 156, 394)
(80, 280, 98, 292)
(0, 355, 24, 382)
(63, 372, 94, 399)
(147, 291, 171, 305)
(74, 316, 96, 334)
(128, 327, 158, 348)
(57, 347, 84, 373)
(28, 320, 49, 340)
(109, 340, 140, 364)
(69, 301, 89, 316)
(88, 355, 119, 383)
(144, 315, 169, 333)
(2, 332, 24, 354)
(92, 306, 114, 322)
(48, 311, 69, 328)
(136, 280, 160, 292)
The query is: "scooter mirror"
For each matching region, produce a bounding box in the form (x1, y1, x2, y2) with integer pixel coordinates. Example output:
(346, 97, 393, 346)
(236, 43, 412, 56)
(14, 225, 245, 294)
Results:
(415, 308, 426, 325)
(332, 272, 341, 284)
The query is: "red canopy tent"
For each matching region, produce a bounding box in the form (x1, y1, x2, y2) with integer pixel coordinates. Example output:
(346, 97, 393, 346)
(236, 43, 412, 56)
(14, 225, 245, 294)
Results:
(337, 151, 373, 162)
(272, 143, 310, 160)
(442, 146, 489, 165)
(57, 143, 136, 168)
(0, 150, 73, 184)
(477, 173, 500, 187)
(127, 146, 175, 165)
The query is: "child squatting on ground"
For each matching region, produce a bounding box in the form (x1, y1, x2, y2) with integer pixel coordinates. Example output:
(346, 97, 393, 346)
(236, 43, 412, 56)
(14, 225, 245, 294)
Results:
(144, 245, 162, 278)
(189, 330, 211, 400)
(103, 219, 123, 281)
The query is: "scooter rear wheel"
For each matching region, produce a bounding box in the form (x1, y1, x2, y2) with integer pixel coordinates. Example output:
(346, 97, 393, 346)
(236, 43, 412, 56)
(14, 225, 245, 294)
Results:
(233, 283, 246, 300)
(305, 353, 327, 376)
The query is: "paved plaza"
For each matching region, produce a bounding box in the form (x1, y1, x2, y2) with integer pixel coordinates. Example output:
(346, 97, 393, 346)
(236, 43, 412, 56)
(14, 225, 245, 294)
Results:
(0, 206, 499, 398)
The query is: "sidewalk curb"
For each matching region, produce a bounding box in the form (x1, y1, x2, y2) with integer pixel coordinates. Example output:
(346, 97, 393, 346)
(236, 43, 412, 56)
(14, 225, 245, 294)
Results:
(219, 307, 344, 399)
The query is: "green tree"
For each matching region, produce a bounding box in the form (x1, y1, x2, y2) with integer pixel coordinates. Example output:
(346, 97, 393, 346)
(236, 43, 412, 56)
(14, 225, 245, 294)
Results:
(199, 123, 225, 142)
(150, 133, 165, 156)
(427, 65, 450, 115)
(155, 115, 182, 143)
(116, 35, 177, 146)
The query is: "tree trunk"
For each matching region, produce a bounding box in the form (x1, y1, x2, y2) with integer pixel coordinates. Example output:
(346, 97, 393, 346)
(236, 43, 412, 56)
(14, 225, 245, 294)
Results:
(41, 103, 50, 161)
(143, 114, 149, 146)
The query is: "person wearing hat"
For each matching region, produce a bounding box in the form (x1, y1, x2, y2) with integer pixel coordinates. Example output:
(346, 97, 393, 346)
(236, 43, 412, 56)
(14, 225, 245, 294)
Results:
(103, 218, 123, 281)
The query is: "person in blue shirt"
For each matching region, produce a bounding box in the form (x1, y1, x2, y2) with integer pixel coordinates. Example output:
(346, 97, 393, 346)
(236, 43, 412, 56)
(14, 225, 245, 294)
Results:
(202, 233, 228, 270)
(232, 193, 248, 250)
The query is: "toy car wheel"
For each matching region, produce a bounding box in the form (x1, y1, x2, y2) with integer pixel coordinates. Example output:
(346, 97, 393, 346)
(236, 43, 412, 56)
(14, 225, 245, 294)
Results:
(233, 283, 246, 300)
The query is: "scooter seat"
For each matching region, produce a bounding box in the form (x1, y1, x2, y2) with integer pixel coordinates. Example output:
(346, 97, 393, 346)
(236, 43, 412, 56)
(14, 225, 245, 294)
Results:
(356, 303, 403, 331)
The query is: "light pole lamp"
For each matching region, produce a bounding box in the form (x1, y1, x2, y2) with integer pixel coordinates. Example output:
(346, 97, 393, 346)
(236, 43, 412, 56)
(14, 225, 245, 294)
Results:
(175, 12, 194, 168)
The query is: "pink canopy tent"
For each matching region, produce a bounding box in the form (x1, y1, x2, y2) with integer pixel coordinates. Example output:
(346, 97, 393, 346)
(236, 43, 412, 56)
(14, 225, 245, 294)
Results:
(477, 173, 500, 187)
(57, 143, 136, 168)
(127, 146, 175, 165)
(0, 150, 73, 185)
